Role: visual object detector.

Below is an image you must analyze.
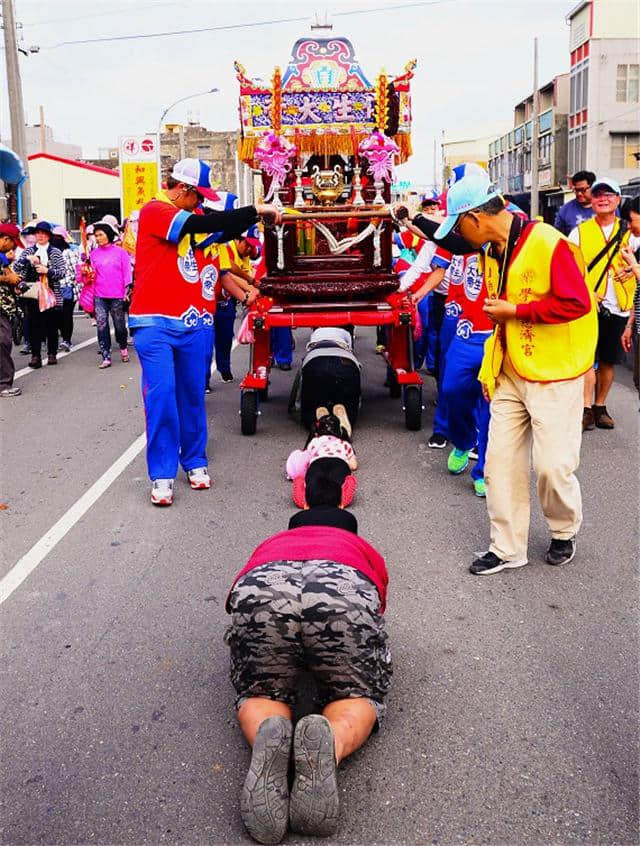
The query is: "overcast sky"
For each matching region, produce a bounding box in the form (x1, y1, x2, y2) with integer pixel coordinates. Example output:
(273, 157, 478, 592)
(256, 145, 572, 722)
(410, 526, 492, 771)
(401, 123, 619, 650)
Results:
(2, 0, 574, 184)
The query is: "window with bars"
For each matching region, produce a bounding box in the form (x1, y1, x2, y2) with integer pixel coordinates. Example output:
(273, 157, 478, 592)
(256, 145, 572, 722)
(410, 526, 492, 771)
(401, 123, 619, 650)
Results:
(610, 133, 640, 169)
(616, 65, 639, 103)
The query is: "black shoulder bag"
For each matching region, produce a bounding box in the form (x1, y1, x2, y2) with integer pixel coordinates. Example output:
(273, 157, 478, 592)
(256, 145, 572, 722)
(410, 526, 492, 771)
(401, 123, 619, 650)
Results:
(588, 221, 628, 296)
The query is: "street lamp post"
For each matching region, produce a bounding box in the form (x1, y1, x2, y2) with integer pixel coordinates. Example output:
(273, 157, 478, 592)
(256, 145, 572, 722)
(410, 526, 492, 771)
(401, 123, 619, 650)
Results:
(157, 88, 219, 185)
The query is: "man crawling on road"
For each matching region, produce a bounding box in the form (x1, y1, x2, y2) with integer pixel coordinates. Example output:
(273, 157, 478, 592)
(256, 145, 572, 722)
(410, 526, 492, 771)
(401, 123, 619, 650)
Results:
(224, 524, 392, 843)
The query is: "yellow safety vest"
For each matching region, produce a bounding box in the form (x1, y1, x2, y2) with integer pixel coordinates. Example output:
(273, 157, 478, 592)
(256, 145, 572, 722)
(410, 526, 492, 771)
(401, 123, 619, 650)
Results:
(478, 222, 597, 388)
(576, 217, 636, 312)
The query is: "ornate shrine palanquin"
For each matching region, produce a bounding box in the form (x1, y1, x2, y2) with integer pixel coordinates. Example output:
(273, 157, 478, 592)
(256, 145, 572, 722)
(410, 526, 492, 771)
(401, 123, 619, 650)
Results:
(235, 36, 416, 303)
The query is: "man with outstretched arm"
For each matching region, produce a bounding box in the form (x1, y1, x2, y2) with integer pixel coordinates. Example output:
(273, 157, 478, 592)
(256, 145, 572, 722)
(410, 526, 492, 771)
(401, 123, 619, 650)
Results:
(434, 172, 596, 575)
(129, 158, 280, 506)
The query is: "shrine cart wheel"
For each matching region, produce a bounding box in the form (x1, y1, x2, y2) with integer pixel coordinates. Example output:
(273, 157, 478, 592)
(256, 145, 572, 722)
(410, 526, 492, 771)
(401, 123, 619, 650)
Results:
(240, 390, 259, 436)
(404, 385, 423, 431)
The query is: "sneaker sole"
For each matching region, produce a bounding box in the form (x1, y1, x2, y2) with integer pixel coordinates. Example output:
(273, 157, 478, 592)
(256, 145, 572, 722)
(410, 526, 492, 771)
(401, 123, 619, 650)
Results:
(473, 488, 486, 498)
(150, 496, 173, 506)
(470, 558, 528, 575)
(189, 480, 211, 490)
(240, 716, 292, 845)
(428, 441, 447, 449)
(289, 715, 339, 838)
(545, 541, 577, 566)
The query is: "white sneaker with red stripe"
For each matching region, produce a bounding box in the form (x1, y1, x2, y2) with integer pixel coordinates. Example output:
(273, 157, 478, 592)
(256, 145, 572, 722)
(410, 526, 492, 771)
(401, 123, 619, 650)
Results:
(151, 479, 174, 506)
(187, 467, 211, 490)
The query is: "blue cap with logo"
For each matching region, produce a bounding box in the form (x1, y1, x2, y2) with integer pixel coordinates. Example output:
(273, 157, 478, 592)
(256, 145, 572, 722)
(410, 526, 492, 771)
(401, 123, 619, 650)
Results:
(435, 167, 500, 240)
(591, 177, 621, 196)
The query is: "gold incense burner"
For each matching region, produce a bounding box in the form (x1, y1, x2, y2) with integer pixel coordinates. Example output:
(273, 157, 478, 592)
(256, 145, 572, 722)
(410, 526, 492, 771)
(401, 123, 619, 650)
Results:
(310, 164, 345, 205)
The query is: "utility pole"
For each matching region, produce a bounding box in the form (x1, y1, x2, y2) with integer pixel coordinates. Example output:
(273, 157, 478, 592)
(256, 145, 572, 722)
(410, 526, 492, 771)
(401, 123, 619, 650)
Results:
(39, 104, 46, 152)
(433, 136, 437, 190)
(530, 36, 540, 219)
(2, 0, 32, 220)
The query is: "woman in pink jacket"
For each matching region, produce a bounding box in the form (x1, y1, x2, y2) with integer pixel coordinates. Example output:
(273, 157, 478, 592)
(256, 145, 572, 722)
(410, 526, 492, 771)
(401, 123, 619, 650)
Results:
(90, 219, 131, 368)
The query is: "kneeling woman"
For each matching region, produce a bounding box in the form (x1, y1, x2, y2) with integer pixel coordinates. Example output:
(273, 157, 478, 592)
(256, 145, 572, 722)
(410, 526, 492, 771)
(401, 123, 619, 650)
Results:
(225, 526, 392, 844)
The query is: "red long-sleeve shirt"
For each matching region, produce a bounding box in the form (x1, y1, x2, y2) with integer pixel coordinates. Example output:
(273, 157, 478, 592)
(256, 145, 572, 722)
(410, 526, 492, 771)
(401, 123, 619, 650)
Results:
(510, 223, 591, 324)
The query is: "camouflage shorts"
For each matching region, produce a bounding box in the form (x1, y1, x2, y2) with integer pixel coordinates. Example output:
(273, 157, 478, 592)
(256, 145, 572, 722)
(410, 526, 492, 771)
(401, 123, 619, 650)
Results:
(226, 560, 392, 720)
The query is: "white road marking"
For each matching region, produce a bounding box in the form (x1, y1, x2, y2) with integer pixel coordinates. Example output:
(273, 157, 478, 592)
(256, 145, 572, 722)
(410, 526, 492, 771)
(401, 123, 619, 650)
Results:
(0, 432, 146, 606)
(14, 335, 99, 380)
(2, 331, 242, 605)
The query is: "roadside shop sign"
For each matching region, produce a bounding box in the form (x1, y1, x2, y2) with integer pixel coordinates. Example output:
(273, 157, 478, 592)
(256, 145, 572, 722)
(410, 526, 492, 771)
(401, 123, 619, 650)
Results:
(119, 134, 159, 218)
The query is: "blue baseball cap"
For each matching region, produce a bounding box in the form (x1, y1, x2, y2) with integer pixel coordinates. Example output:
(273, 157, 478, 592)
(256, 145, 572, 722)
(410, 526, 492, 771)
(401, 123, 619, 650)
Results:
(171, 158, 218, 201)
(446, 161, 487, 189)
(435, 171, 500, 240)
(591, 177, 621, 196)
(420, 189, 440, 206)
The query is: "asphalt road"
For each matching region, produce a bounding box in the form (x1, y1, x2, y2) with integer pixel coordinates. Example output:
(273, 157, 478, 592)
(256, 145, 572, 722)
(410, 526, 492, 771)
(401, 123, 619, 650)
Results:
(1, 317, 638, 845)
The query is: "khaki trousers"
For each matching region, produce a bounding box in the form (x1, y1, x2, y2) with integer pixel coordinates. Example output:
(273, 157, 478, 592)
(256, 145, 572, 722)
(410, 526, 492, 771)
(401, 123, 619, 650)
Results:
(485, 356, 584, 563)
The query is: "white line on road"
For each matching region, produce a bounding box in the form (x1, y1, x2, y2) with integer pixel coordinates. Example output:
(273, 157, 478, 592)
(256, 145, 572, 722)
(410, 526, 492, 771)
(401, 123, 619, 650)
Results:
(2, 334, 241, 605)
(0, 432, 146, 606)
(14, 334, 99, 380)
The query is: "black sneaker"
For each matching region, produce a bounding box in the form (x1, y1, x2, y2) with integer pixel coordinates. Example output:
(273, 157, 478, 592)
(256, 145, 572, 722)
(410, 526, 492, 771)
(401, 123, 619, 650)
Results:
(427, 433, 447, 449)
(220, 371, 234, 383)
(469, 551, 528, 575)
(545, 536, 576, 566)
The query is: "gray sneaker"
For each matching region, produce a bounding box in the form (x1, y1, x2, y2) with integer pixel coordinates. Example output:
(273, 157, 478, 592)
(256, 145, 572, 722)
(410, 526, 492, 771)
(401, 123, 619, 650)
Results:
(0, 387, 22, 397)
(240, 716, 292, 845)
(289, 715, 339, 838)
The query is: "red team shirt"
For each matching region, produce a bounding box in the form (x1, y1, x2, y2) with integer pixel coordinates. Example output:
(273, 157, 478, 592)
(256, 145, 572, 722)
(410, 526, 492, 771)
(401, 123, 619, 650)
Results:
(130, 199, 219, 330)
(437, 251, 493, 335)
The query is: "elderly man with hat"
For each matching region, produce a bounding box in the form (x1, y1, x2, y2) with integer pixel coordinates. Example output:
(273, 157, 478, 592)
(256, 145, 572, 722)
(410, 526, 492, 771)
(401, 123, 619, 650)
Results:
(568, 178, 638, 430)
(435, 171, 596, 575)
(0, 223, 25, 396)
(13, 220, 66, 369)
(130, 158, 280, 506)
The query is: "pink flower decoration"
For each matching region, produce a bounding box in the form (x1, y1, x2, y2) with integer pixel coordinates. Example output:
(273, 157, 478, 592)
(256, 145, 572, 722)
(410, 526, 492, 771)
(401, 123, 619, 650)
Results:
(358, 129, 400, 183)
(255, 133, 297, 201)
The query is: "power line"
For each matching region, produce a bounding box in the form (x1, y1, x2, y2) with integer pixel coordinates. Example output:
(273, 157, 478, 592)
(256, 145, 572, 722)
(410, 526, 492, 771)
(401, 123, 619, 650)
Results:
(20, 1, 175, 29)
(42, 0, 451, 49)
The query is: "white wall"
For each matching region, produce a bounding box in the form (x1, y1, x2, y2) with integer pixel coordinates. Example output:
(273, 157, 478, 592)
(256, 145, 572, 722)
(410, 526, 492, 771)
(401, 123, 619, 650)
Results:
(587, 38, 640, 183)
(28, 157, 120, 223)
(593, 0, 640, 39)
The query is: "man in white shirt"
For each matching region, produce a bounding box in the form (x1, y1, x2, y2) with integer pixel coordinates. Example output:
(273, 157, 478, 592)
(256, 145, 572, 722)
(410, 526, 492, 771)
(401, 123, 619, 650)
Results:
(569, 178, 637, 430)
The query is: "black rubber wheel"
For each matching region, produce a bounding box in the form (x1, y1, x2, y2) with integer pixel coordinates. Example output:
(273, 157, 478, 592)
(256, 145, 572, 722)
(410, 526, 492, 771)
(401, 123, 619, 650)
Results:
(11, 315, 23, 346)
(240, 390, 258, 436)
(258, 382, 269, 402)
(404, 385, 423, 431)
(386, 365, 401, 398)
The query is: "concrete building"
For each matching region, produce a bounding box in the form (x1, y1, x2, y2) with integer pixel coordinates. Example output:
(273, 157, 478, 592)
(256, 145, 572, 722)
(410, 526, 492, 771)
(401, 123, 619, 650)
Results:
(1, 124, 82, 161)
(441, 135, 497, 186)
(28, 153, 120, 235)
(488, 74, 569, 206)
(159, 123, 254, 203)
(567, 0, 640, 183)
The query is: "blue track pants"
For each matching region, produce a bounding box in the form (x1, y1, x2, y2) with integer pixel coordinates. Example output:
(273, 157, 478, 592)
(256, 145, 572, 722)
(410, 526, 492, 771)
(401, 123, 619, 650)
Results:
(271, 327, 293, 366)
(214, 300, 236, 375)
(202, 322, 215, 387)
(432, 312, 459, 438)
(413, 294, 430, 369)
(134, 325, 207, 480)
(442, 332, 490, 481)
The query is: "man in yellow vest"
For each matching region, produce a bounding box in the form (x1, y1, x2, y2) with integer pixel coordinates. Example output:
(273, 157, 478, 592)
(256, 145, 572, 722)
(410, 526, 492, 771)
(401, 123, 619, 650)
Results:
(435, 171, 596, 575)
(568, 178, 637, 430)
